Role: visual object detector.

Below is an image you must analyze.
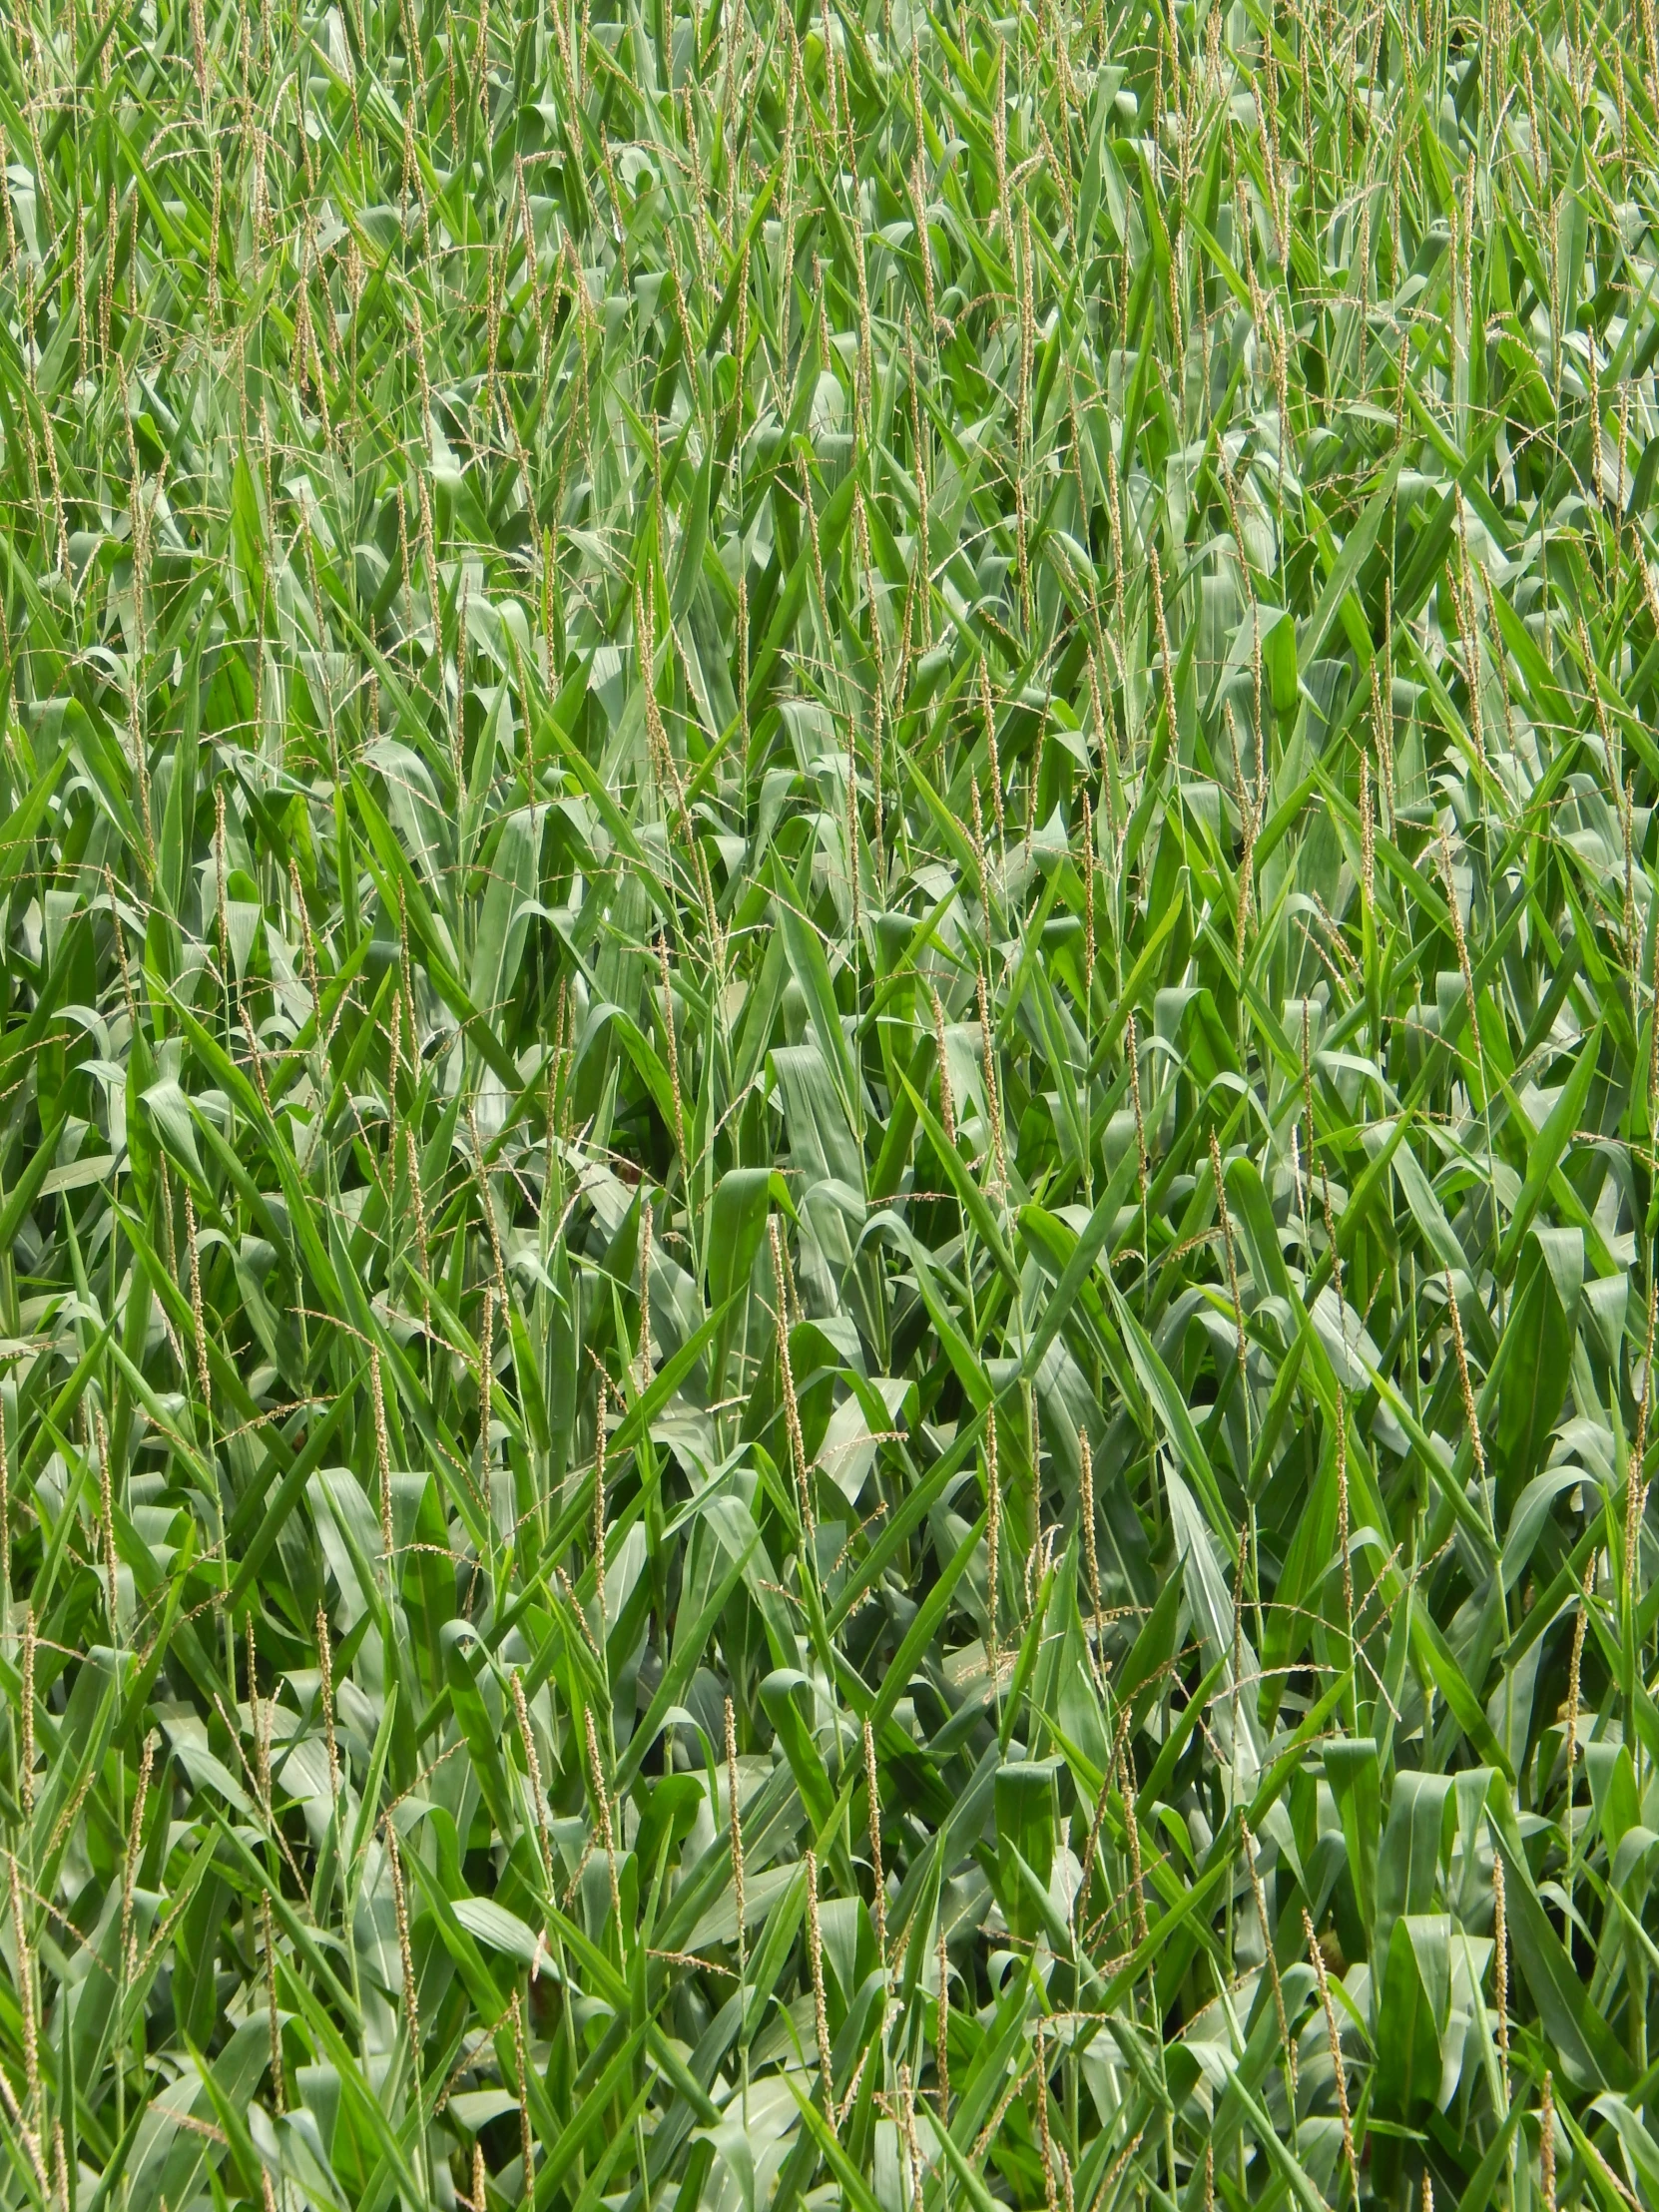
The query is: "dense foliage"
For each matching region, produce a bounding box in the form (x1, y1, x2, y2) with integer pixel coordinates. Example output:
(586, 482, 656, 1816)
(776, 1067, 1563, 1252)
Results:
(2, 0, 1659, 2206)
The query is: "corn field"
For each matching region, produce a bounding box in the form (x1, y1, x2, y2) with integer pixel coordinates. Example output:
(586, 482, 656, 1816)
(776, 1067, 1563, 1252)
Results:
(1, 0, 1658, 2206)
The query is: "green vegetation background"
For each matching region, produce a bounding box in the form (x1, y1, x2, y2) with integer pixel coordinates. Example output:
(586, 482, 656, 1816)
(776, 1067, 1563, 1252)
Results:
(0, 0, 1656, 2207)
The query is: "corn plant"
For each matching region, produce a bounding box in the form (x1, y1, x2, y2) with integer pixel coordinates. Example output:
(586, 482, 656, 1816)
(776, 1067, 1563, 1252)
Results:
(2, 0, 1659, 2206)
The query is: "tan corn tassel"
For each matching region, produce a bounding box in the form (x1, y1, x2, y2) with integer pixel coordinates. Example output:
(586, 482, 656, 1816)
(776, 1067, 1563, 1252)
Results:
(1119, 1730, 1147, 1946)
(1210, 1131, 1249, 1400)
(770, 1220, 814, 1541)
(1360, 753, 1375, 913)
(365, 1359, 392, 1588)
(513, 1672, 553, 1892)
(985, 1409, 1000, 1683)
(21, 1605, 35, 1815)
(477, 1288, 494, 1491)
(658, 932, 689, 1170)
(249, 1613, 272, 1814)
(931, 985, 957, 1149)
(1127, 1011, 1148, 1200)
(1444, 1271, 1486, 1483)
(263, 1892, 284, 2111)
(121, 1729, 156, 1983)
(1629, 1265, 1657, 1594)
(898, 2061, 927, 2212)
(1244, 1823, 1295, 2094)
(584, 1708, 622, 1925)
(186, 1188, 213, 1410)
(637, 1201, 653, 1395)
(976, 967, 1008, 1192)
(1035, 2020, 1061, 2212)
(726, 1697, 746, 1978)
(513, 1993, 535, 2197)
(385, 1818, 420, 2054)
(593, 1376, 608, 1630)
(862, 1717, 886, 1961)
(1492, 1848, 1510, 2094)
(1304, 1908, 1359, 2207)
(96, 1410, 119, 1636)
(316, 1607, 340, 1805)
(1079, 1426, 1104, 1670)
(806, 1849, 835, 2128)
(1437, 830, 1486, 1102)
(8, 1849, 36, 2111)
(1081, 789, 1096, 1005)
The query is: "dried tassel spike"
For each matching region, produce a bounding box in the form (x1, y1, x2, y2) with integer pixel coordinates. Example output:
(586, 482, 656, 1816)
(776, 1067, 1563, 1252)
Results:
(1304, 1907, 1359, 2208)
(1444, 1270, 1486, 1483)
(371, 1346, 395, 1572)
(315, 1607, 341, 1804)
(1149, 546, 1178, 758)
(935, 1914, 950, 2120)
(513, 1671, 553, 1892)
(637, 1199, 654, 1395)
(1360, 751, 1374, 912)
(8, 1848, 37, 2112)
(1437, 830, 1486, 1102)
(1118, 1729, 1147, 1946)
(593, 1374, 608, 1630)
(1079, 1426, 1104, 1665)
(472, 2138, 489, 2212)
(96, 1409, 119, 1636)
(1080, 788, 1096, 1007)
(0, 2065, 49, 2209)
(1492, 1848, 1510, 2095)
(976, 967, 1008, 1193)
(1226, 704, 1256, 958)
(984, 1408, 1000, 1684)
(215, 780, 232, 984)
(21, 1605, 35, 1815)
(387, 990, 405, 1137)
(1209, 1131, 1248, 1401)
(1628, 1266, 1657, 1594)
(770, 1219, 814, 1542)
(248, 1611, 272, 1814)
(121, 1730, 156, 1981)
(467, 1100, 511, 1316)
(477, 1287, 494, 1486)
(845, 716, 862, 943)
(1540, 2072, 1556, 2212)
(726, 1697, 747, 1977)
(862, 1716, 886, 1962)
(805, 1849, 835, 2129)
(1563, 1552, 1597, 1904)
(978, 658, 1005, 844)
(931, 984, 957, 1149)
(385, 1815, 420, 2055)
(262, 1892, 284, 2112)
(898, 2061, 927, 2212)
(658, 932, 689, 1171)
(968, 772, 989, 918)
(1243, 1823, 1295, 2095)
(513, 1992, 535, 2198)
(1035, 2020, 1061, 2212)
(584, 1707, 622, 1926)
(406, 1126, 430, 1323)
(1335, 1381, 1355, 1675)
